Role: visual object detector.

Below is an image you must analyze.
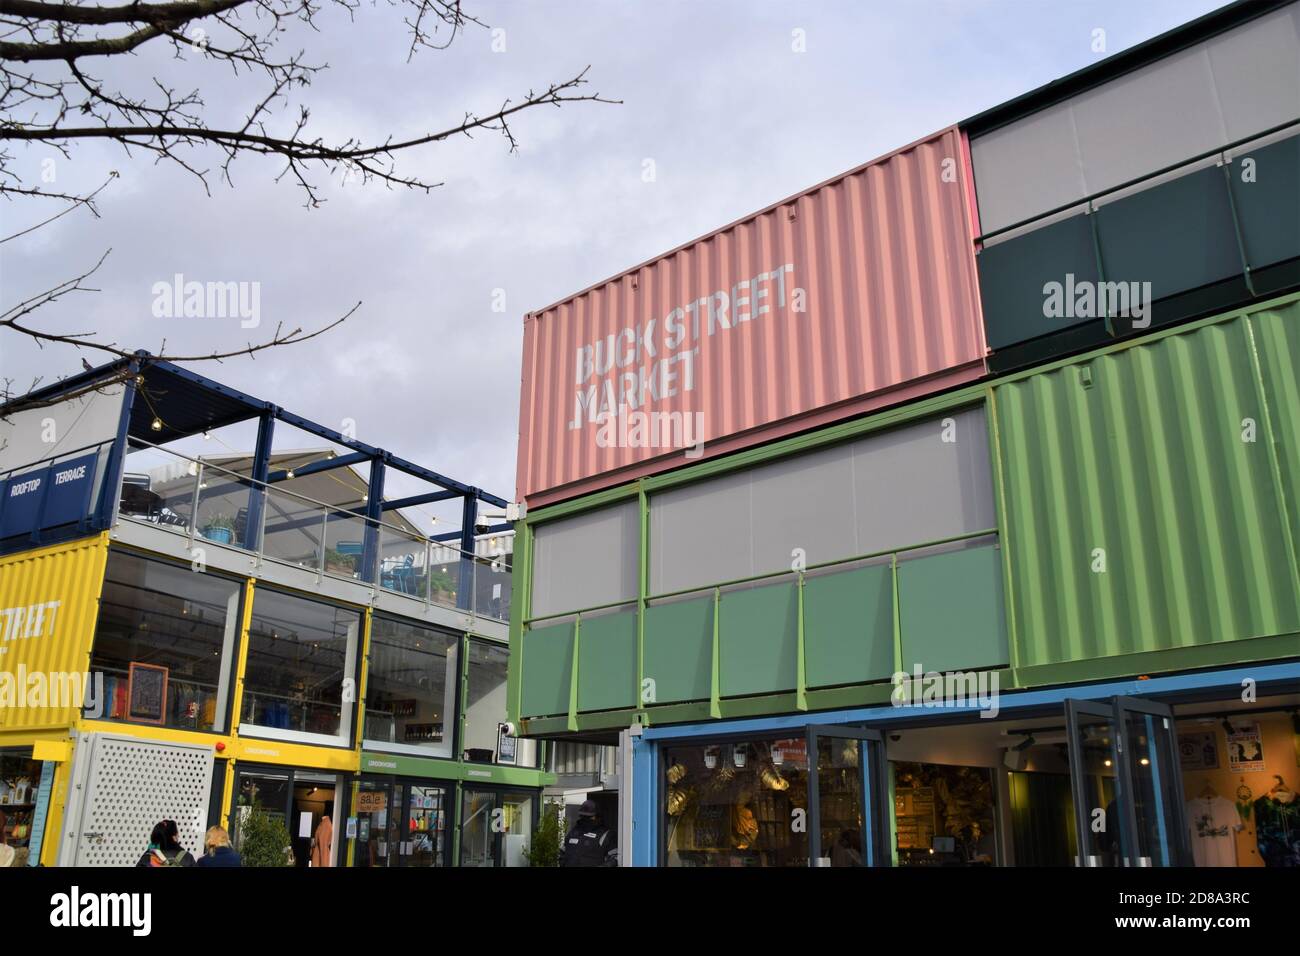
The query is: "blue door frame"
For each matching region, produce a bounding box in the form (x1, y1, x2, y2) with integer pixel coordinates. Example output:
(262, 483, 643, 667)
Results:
(629, 660, 1300, 866)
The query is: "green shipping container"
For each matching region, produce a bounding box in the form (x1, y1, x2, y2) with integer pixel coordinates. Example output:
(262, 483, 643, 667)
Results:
(994, 297, 1300, 671)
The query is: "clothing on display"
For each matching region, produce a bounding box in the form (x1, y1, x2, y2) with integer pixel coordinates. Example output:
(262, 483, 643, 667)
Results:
(1253, 778, 1299, 868)
(1185, 794, 1241, 867)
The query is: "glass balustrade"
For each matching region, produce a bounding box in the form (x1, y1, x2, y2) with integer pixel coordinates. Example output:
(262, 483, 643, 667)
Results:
(114, 441, 512, 621)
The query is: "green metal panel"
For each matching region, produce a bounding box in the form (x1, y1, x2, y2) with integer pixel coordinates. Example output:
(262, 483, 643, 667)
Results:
(1094, 164, 1242, 299)
(995, 314, 1300, 668)
(897, 543, 1008, 672)
(1248, 301, 1300, 577)
(1231, 134, 1300, 281)
(643, 597, 714, 704)
(802, 564, 895, 688)
(719, 582, 799, 697)
(577, 610, 638, 712)
(519, 622, 573, 718)
(978, 211, 1100, 350)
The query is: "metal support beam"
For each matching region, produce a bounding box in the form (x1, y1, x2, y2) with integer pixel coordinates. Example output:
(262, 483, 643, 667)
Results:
(242, 409, 276, 550)
(266, 451, 370, 484)
(457, 493, 476, 611)
(95, 358, 140, 529)
(381, 489, 461, 511)
(360, 458, 386, 585)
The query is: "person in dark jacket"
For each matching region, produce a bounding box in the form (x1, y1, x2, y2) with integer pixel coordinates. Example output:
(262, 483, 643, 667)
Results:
(196, 826, 242, 867)
(136, 820, 196, 867)
(560, 800, 615, 867)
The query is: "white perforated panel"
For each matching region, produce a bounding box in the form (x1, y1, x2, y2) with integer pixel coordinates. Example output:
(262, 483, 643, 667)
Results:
(71, 734, 214, 867)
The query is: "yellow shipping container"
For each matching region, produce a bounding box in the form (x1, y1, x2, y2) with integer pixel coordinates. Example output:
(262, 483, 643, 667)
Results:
(0, 534, 109, 731)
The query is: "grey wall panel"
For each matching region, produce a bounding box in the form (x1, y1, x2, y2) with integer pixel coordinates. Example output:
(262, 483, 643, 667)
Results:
(531, 500, 639, 617)
(970, 106, 1087, 236)
(649, 467, 752, 595)
(649, 406, 996, 596)
(972, 5, 1300, 236)
(1209, 5, 1300, 143)
(748, 444, 858, 579)
(1069, 45, 1225, 196)
(851, 405, 996, 553)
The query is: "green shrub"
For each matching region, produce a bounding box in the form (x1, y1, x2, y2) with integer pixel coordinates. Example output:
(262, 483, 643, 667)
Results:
(524, 802, 564, 867)
(238, 803, 293, 867)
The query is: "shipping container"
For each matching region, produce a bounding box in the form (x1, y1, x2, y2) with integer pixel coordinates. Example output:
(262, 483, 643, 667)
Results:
(517, 125, 986, 508)
(512, 292, 1300, 732)
(0, 533, 110, 730)
(967, 1, 1300, 372)
(993, 294, 1300, 676)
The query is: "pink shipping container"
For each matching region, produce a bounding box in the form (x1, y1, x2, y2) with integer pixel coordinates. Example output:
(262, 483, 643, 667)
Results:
(517, 125, 987, 508)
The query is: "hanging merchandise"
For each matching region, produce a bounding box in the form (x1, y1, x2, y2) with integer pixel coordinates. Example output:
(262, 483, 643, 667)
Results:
(1253, 776, 1300, 867)
(1235, 780, 1254, 823)
(1185, 784, 1242, 867)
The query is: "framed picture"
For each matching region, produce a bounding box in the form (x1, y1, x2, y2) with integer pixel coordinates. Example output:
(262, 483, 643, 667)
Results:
(1179, 731, 1219, 771)
(126, 662, 169, 724)
(495, 723, 518, 766)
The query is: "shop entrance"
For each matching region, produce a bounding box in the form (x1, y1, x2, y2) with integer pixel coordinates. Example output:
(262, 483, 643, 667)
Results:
(348, 777, 449, 867)
(231, 766, 341, 867)
(806, 725, 890, 866)
(1065, 696, 1190, 866)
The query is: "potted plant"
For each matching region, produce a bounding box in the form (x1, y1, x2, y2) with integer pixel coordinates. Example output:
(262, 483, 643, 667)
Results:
(200, 513, 236, 544)
(524, 802, 565, 867)
(324, 547, 358, 575)
(428, 567, 457, 604)
(237, 802, 294, 867)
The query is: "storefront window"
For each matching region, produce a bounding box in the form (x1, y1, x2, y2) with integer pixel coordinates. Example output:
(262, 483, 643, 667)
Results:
(663, 737, 810, 867)
(464, 640, 537, 767)
(88, 550, 242, 732)
(347, 779, 449, 867)
(239, 588, 361, 745)
(0, 748, 50, 867)
(892, 762, 996, 866)
(459, 788, 534, 867)
(363, 618, 457, 758)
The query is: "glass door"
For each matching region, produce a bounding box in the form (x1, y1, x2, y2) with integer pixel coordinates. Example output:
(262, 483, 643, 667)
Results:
(458, 787, 536, 867)
(806, 725, 890, 867)
(1065, 699, 1121, 867)
(1065, 697, 1190, 867)
(1113, 697, 1189, 867)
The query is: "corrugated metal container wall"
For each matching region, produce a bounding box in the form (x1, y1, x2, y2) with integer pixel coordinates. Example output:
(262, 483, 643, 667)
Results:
(0, 533, 109, 730)
(517, 126, 986, 507)
(994, 297, 1300, 670)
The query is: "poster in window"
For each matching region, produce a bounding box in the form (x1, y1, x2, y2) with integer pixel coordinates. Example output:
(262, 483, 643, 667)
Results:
(126, 662, 169, 724)
(1226, 721, 1265, 773)
(496, 723, 518, 765)
(1178, 731, 1219, 771)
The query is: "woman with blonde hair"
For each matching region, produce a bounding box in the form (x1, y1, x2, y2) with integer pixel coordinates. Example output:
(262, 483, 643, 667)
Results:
(195, 825, 242, 867)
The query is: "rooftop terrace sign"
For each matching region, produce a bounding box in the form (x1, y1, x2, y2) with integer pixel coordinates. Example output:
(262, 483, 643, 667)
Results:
(0, 452, 100, 541)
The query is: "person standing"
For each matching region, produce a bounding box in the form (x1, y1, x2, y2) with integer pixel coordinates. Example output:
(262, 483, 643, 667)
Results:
(560, 801, 615, 867)
(195, 826, 242, 867)
(136, 820, 196, 867)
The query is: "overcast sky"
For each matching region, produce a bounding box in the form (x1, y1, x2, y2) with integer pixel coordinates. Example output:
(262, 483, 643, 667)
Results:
(1, 0, 1224, 505)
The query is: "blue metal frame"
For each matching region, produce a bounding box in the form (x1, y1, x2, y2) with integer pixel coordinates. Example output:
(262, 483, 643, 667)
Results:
(456, 494, 477, 610)
(266, 451, 370, 484)
(0, 351, 509, 561)
(629, 660, 1300, 865)
(243, 409, 276, 550)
